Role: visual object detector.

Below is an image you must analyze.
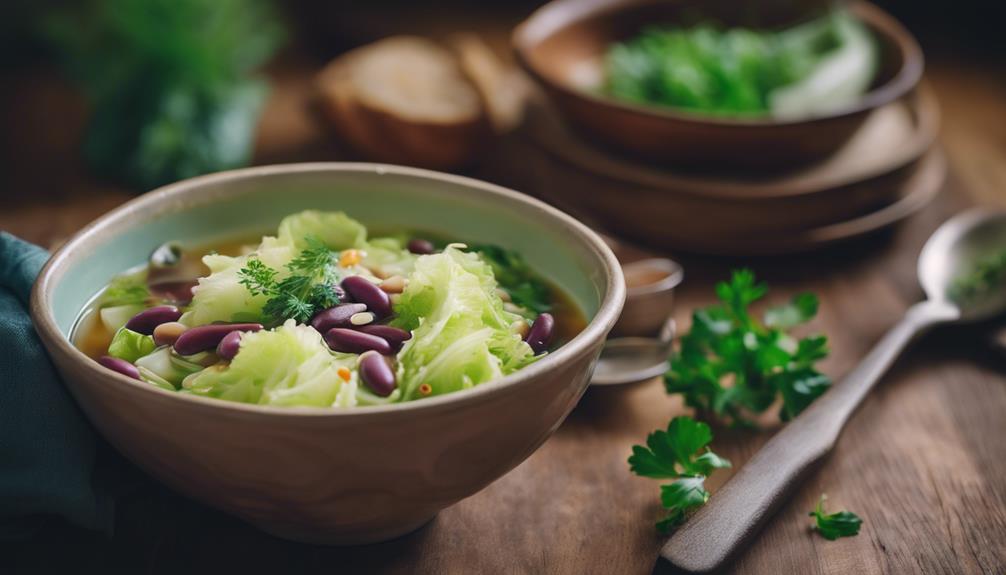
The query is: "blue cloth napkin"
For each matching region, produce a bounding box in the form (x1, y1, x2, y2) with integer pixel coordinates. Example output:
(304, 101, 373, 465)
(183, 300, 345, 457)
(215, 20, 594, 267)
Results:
(0, 232, 114, 539)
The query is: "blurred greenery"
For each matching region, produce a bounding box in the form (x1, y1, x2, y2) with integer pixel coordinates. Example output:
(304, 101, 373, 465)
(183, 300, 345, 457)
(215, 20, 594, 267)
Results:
(603, 10, 872, 117)
(43, 0, 283, 190)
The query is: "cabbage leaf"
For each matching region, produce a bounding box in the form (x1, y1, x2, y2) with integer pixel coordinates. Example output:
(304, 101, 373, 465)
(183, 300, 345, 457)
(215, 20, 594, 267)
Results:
(107, 327, 156, 363)
(394, 246, 536, 400)
(182, 320, 357, 407)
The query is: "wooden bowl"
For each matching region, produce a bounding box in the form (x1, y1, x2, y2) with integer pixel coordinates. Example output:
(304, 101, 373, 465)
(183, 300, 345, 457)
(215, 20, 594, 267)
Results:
(513, 0, 924, 172)
(525, 85, 943, 254)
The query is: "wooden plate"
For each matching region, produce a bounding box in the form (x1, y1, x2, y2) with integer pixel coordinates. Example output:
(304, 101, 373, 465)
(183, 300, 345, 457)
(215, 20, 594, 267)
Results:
(694, 148, 946, 255)
(524, 84, 942, 254)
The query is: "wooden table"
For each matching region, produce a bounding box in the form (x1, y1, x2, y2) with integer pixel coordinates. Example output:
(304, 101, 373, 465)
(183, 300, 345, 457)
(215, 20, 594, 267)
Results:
(3, 44, 1005, 574)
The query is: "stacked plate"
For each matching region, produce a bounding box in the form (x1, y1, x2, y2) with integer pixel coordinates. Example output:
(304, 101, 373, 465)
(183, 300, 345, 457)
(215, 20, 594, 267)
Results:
(524, 87, 943, 255)
(514, 0, 944, 255)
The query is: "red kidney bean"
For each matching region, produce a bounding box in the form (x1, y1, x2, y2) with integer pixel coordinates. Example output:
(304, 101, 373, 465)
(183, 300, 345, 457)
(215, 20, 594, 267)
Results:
(358, 351, 396, 396)
(125, 305, 182, 335)
(333, 284, 352, 303)
(341, 276, 392, 319)
(216, 331, 244, 361)
(356, 324, 412, 351)
(524, 313, 555, 354)
(324, 328, 393, 355)
(407, 238, 435, 254)
(149, 280, 198, 304)
(98, 355, 140, 380)
(174, 323, 262, 356)
(310, 303, 367, 333)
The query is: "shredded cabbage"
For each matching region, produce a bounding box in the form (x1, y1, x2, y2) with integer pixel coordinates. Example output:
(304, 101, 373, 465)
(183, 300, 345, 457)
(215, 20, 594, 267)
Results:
(277, 210, 366, 251)
(394, 246, 536, 400)
(362, 237, 418, 279)
(135, 347, 204, 388)
(107, 327, 156, 363)
(182, 320, 357, 407)
(180, 238, 295, 326)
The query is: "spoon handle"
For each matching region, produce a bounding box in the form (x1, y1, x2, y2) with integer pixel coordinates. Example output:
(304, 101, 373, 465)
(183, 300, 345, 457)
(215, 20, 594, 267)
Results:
(654, 300, 958, 574)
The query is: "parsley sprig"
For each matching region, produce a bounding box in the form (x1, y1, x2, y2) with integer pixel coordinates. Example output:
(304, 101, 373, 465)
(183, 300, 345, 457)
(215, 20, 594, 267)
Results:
(238, 236, 341, 325)
(666, 269, 831, 426)
(469, 244, 552, 315)
(809, 495, 862, 540)
(948, 249, 1006, 305)
(629, 416, 731, 532)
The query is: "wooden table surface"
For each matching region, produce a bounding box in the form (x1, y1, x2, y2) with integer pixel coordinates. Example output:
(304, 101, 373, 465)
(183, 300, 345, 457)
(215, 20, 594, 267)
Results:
(3, 32, 1006, 575)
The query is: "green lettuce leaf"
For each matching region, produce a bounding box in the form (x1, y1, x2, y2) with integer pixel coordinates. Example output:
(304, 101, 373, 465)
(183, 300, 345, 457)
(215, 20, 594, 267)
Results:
(394, 246, 536, 400)
(99, 304, 146, 332)
(107, 327, 156, 363)
(181, 235, 296, 326)
(135, 347, 205, 388)
(182, 320, 357, 407)
(362, 237, 418, 278)
(277, 210, 367, 251)
(98, 269, 150, 308)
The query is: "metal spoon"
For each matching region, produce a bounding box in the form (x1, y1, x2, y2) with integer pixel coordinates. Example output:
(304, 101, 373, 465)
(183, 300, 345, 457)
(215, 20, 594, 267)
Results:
(656, 209, 1006, 574)
(592, 316, 676, 386)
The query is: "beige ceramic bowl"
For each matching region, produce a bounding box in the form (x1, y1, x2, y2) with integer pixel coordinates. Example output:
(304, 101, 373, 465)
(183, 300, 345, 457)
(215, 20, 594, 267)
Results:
(30, 163, 624, 545)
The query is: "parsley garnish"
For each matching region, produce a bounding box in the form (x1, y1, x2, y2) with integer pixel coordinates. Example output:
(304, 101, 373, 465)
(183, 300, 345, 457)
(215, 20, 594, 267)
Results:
(948, 250, 1006, 305)
(666, 269, 831, 426)
(809, 495, 862, 540)
(238, 236, 341, 324)
(629, 416, 731, 532)
(469, 244, 552, 315)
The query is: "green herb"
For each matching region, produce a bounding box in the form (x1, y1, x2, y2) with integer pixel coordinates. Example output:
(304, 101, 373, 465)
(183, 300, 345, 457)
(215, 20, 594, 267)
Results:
(45, 0, 282, 189)
(629, 416, 731, 532)
(666, 269, 830, 426)
(809, 495, 862, 540)
(238, 237, 341, 325)
(99, 270, 150, 308)
(469, 244, 552, 316)
(603, 11, 874, 117)
(949, 250, 1006, 305)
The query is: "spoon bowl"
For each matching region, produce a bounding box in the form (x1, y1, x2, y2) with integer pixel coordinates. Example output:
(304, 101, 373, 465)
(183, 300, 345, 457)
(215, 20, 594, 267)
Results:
(918, 209, 1006, 321)
(592, 316, 676, 386)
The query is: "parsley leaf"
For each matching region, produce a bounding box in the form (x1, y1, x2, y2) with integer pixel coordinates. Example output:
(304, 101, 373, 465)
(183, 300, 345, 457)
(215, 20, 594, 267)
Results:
(237, 236, 341, 325)
(469, 244, 552, 316)
(629, 416, 731, 532)
(665, 269, 831, 426)
(810, 495, 862, 540)
(948, 249, 1006, 305)
(238, 258, 278, 297)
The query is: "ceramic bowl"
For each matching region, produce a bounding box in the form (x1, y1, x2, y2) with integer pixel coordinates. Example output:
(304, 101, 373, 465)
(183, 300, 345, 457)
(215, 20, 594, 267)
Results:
(513, 0, 924, 172)
(30, 163, 624, 545)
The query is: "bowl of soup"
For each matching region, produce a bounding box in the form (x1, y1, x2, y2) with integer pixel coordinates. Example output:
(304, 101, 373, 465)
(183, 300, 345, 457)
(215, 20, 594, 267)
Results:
(30, 163, 624, 544)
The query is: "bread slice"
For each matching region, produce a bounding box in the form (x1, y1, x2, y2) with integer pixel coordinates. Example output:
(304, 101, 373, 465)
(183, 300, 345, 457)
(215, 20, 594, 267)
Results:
(449, 33, 530, 133)
(316, 36, 491, 169)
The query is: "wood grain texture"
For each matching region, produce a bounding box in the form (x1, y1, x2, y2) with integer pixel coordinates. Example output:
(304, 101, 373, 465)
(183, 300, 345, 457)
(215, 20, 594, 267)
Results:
(2, 44, 1005, 575)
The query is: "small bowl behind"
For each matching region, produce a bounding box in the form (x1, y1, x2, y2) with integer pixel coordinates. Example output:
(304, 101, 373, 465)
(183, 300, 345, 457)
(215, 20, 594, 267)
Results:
(612, 258, 682, 336)
(514, 0, 924, 172)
